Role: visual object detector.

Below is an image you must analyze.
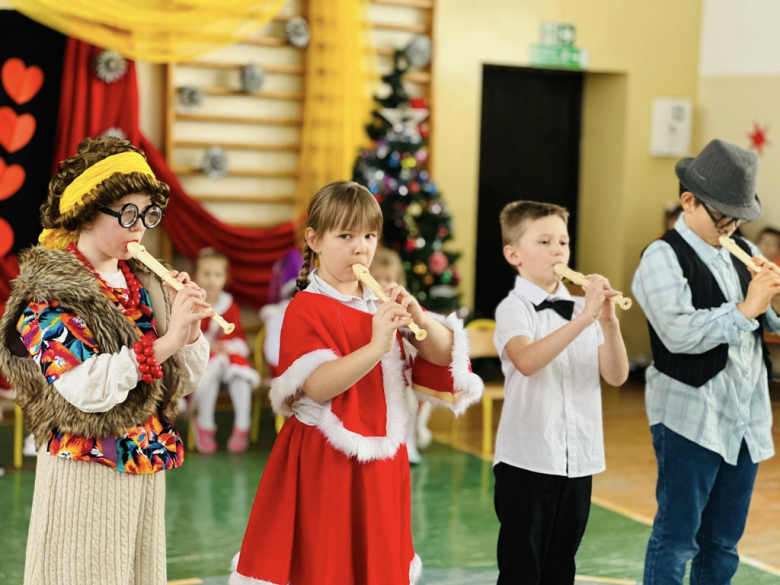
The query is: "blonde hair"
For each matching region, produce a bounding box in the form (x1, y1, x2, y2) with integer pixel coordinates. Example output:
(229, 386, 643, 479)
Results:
(195, 246, 229, 274)
(500, 200, 569, 246)
(297, 181, 383, 291)
(370, 247, 407, 287)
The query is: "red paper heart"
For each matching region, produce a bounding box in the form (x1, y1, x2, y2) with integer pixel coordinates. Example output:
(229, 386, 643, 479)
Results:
(0, 218, 13, 257)
(0, 157, 25, 200)
(1, 58, 44, 105)
(0, 107, 36, 153)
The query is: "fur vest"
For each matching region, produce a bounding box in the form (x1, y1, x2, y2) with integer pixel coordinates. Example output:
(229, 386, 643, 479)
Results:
(0, 246, 186, 449)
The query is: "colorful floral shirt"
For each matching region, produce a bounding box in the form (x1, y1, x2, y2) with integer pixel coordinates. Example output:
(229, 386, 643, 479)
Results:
(17, 281, 184, 474)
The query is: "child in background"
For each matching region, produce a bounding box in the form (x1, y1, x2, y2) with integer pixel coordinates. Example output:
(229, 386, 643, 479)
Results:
(370, 247, 433, 464)
(260, 248, 304, 378)
(757, 227, 780, 266)
(665, 202, 684, 232)
(191, 248, 259, 454)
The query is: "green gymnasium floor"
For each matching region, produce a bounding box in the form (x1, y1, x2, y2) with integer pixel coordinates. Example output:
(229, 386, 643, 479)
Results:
(1, 414, 779, 584)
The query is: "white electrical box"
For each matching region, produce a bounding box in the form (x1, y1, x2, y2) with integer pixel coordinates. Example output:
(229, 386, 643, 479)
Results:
(650, 98, 692, 157)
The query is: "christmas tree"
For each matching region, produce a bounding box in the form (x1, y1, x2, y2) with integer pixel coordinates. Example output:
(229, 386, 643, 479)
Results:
(352, 39, 463, 314)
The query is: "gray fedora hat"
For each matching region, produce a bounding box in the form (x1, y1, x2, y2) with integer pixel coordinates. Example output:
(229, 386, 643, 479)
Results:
(675, 139, 762, 221)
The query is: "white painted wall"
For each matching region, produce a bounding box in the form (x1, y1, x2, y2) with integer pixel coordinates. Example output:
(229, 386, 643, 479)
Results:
(700, 0, 780, 77)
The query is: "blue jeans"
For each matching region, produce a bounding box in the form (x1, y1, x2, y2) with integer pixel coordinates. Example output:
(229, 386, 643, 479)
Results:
(643, 424, 759, 585)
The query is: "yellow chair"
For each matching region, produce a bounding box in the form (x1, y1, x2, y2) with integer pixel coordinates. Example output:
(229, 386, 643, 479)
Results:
(14, 403, 24, 469)
(457, 319, 504, 456)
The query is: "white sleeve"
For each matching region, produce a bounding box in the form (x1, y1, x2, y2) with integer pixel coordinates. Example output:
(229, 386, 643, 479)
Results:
(493, 297, 536, 357)
(174, 332, 210, 396)
(53, 346, 140, 413)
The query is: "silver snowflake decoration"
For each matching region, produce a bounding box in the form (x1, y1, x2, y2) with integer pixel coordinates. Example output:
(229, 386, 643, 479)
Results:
(95, 50, 128, 83)
(285, 17, 310, 48)
(102, 127, 127, 141)
(178, 86, 204, 111)
(202, 147, 228, 179)
(240, 64, 265, 93)
(404, 36, 432, 68)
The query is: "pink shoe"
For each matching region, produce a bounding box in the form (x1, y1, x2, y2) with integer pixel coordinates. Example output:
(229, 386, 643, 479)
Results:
(192, 420, 217, 454)
(227, 428, 250, 454)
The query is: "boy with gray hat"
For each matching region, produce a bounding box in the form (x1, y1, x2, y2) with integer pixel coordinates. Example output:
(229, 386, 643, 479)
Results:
(633, 139, 780, 584)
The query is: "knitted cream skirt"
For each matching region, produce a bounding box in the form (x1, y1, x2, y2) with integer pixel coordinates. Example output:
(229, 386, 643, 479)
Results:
(24, 450, 167, 585)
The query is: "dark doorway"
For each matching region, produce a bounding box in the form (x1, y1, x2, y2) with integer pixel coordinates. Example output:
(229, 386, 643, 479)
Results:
(475, 65, 583, 319)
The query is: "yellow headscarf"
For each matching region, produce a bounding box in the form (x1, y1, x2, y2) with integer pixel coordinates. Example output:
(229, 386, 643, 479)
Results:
(39, 151, 157, 250)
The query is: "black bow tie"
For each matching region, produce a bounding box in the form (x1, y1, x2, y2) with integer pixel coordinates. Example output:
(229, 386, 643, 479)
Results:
(534, 299, 575, 321)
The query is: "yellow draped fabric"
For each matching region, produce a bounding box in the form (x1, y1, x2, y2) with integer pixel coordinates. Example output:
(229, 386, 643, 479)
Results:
(294, 0, 377, 220)
(9, 0, 287, 63)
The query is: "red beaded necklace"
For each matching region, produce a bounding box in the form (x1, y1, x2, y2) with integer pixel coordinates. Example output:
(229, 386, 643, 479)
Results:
(67, 243, 141, 309)
(68, 243, 163, 384)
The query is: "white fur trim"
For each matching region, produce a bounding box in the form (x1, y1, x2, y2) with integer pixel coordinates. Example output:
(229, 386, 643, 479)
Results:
(279, 279, 297, 300)
(205, 291, 235, 342)
(213, 291, 234, 316)
(410, 554, 423, 584)
(225, 363, 261, 387)
(223, 337, 250, 357)
(401, 335, 419, 361)
(259, 300, 290, 324)
(317, 342, 409, 462)
(414, 312, 484, 416)
(269, 349, 339, 416)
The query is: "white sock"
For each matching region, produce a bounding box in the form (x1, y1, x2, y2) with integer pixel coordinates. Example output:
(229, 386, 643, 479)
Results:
(406, 409, 419, 454)
(229, 378, 252, 432)
(196, 361, 224, 431)
(417, 401, 433, 450)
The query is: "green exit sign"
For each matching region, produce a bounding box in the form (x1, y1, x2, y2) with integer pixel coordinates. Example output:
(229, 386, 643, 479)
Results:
(531, 22, 588, 69)
(530, 44, 589, 69)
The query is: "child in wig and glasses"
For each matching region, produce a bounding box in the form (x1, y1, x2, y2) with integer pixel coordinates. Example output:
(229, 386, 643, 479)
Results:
(0, 136, 211, 585)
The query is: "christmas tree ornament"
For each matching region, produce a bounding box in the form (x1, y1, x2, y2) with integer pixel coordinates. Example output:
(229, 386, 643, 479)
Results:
(428, 251, 449, 275)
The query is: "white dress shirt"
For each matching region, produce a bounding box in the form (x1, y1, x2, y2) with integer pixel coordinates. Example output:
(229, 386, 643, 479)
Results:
(493, 276, 605, 478)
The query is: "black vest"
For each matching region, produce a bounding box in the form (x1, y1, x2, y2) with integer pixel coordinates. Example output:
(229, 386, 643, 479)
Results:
(645, 230, 771, 387)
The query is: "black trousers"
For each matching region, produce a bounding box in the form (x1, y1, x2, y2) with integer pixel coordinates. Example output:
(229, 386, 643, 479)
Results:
(494, 463, 592, 585)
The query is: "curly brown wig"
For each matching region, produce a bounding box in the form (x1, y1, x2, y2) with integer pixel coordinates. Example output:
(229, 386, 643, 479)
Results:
(40, 136, 170, 234)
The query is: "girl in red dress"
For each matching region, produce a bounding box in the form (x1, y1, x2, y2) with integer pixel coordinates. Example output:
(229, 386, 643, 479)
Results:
(191, 248, 260, 454)
(230, 181, 483, 585)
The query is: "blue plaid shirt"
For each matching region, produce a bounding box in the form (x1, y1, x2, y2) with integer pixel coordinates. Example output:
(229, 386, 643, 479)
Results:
(632, 215, 780, 465)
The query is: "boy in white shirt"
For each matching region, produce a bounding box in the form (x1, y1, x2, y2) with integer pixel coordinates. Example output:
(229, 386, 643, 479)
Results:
(492, 201, 629, 584)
